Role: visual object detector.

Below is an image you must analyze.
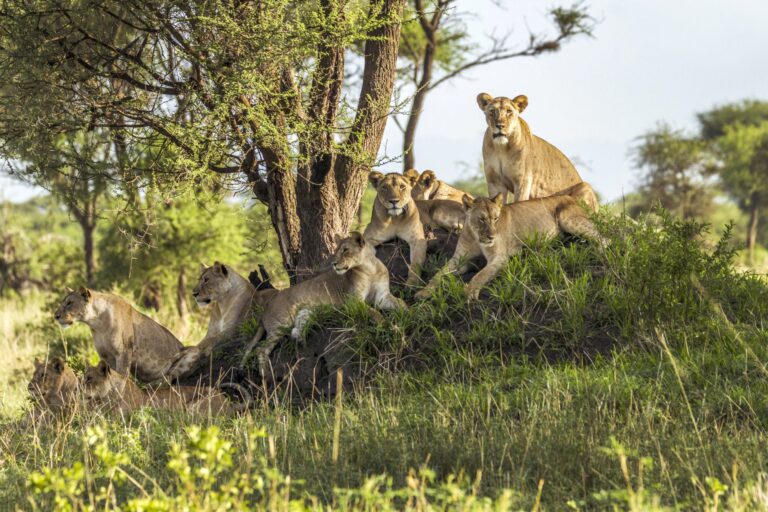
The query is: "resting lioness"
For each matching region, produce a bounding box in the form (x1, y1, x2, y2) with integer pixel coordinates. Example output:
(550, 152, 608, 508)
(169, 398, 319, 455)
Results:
(477, 93, 585, 204)
(415, 199, 466, 231)
(554, 181, 599, 213)
(364, 171, 428, 284)
(164, 262, 280, 379)
(83, 360, 248, 414)
(242, 232, 405, 376)
(416, 194, 606, 300)
(28, 356, 79, 416)
(54, 288, 183, 383)
(405, 169, 473, 203)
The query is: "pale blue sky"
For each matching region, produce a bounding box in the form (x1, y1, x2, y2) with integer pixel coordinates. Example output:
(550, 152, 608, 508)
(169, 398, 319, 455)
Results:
(2, 0, 766, 203)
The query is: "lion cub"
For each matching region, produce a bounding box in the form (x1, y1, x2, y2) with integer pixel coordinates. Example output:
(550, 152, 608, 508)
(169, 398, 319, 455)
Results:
(477, 93, 585, 204)
(243, 232, 405, 376)
(55, 288, 183, 383)
(28, 356, 79, 417)
(83, 360, 245, 414)
(405, 169, 473, 203)
(416, 194, 605, 300)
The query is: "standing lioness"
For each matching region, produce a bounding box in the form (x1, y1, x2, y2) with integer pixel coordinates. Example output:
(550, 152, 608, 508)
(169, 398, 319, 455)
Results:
(243, 232, 405, 377)
(54, 288, 183, 382)
(478, 93, 584, 204)
(416, 194, 605, 300)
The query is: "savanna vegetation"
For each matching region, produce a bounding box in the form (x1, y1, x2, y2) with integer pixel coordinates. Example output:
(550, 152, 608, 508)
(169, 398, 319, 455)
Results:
(1, 1, 768, 511)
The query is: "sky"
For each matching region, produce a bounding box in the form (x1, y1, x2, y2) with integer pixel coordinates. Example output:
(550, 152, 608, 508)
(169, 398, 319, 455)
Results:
(1, 0, 767, 203)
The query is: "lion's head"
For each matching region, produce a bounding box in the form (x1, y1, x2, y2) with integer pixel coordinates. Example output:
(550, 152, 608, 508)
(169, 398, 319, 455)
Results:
(82, 360, 113, 401)
(409, 169, 440, 201)
(477, 93, 528, 145)
(369, 171, 418, 217)
(28, 356, 76, 402)
(331, 232, 372, 275)
(463, 194, 504, 246)
(54, 287, 92, 327)
(192, 262, 233, 307)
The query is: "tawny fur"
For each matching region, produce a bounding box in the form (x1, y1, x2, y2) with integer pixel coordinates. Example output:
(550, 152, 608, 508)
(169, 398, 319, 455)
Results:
(242, 232, 405, 377)
(477, 93, 586, 204)
(27, 356, 79, 418)
(364, 171, 428, 285)
(83, 360, 246, 415)
(164, 262, 279, 380)
(54, 288, 183, 383)
(416, 194, 606, 300)
(406, 169, 473, 203)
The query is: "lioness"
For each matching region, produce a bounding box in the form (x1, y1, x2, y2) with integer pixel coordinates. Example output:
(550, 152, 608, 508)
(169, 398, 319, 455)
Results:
(416, 194, 605, 300)
(28, 356, 79, 416)
(54, 288, 183, 383)
(415, 199, 466, 231)
(406, 169, 473, 203)
(165, 262, 280, 379)
(554, 181, 599, 213)
(242, 232, 405, 376)
(83, 360, 248, 414)
(477, 93, 585, 204)
(364, 171, 428, 284)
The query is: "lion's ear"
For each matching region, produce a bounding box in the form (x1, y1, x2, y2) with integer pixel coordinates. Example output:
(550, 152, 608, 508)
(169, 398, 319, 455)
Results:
(199, 262, 207, 274)
(350, 231, 365, 247)
(78, 287, 92, 301)
(511, 95, 528, 113)
(34, 357, 42, 367)
(97, 360, 110, 376)
(65, 286, 74, 294)
(403, 168, 420, 186)
(462, 194, 475, 212)
(333, 233, 344, 246)
(220, 264, 228, 276)
(420, 170, 436, 187)
(51, 357, 65, 374)
(477, 93, 493, 110)
(492, 193, 505, 206)
(368, 171, 384, 188)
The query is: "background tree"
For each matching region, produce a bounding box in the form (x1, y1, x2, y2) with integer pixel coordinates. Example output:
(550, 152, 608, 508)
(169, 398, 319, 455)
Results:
(711, 123, 768, 254)
(630, 124, 714, 220)
(396, 0, 594, 170)
(696, 100, 768, 253)
(1, 130, 115, 286)
(98, 189, 258, 336)
(0, 0, 406, 280)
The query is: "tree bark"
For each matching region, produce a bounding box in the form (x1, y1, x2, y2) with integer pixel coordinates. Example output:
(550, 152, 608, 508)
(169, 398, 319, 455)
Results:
(747, 193, 759, 259)
(176, 265, 189, 338)
(403, 27, 436, 171)
(82, 220, 96, 287)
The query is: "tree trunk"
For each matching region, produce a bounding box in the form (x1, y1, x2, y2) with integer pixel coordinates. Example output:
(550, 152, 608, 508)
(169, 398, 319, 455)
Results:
(176, 266, 189, 338)
(266, 0, 405, 281)
(402, 40, 436, 171)
(747, 194, 759, 260)
(82, 220, 96, 287)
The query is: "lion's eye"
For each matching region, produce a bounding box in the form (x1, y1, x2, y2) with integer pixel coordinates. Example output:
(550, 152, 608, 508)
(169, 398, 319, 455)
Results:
(400, 184, 405, 190)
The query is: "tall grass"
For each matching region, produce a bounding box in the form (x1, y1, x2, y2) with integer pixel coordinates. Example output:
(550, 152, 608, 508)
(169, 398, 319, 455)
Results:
(3, 212, 768, 510)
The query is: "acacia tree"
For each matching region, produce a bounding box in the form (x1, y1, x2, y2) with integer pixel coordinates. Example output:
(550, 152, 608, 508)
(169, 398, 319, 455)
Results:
(714, 123, 768, 253)
(0, 0, 406, 280)
(0, 130, 114, 285)
(630, 124, 714, 220)
(396, 0, 594, 170)
(697, 101, 768, 252)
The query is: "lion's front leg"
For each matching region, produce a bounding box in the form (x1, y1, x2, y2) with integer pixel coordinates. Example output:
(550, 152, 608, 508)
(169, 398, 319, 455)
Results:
(406, 237, 427, 285)
(464, 253, 511, 300)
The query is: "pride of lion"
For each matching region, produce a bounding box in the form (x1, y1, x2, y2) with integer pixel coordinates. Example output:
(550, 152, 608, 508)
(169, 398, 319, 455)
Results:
(28, 91, 605, 418)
